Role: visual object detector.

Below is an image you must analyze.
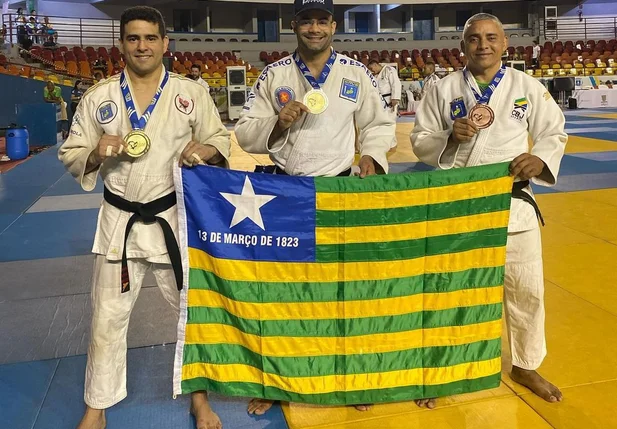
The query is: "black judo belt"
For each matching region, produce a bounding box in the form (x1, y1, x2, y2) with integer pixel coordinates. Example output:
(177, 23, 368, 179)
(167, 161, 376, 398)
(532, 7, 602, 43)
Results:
(103, 187, 182, 293)
(512, 180, 545, 226)
(382, 92, 392, 106)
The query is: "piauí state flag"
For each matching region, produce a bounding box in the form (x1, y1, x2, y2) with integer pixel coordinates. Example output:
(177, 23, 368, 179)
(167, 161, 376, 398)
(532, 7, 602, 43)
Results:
(172, 162, 513, 405)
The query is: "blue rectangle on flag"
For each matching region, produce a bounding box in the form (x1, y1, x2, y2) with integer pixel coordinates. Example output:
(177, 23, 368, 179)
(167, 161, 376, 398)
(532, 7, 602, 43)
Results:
(180, 166, 317, 262)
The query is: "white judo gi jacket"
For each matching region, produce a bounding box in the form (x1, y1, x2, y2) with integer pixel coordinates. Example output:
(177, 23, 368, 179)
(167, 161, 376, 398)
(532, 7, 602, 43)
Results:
(235, 51, 396, 176)
(376, 65, 402, 106)
(411, 67, 568, 232)
(58, 66, 231, 262)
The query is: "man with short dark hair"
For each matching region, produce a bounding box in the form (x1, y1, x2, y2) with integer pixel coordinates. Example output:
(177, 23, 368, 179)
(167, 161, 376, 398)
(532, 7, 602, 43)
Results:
(58, 6, 230, 429)
(420, 60, 440, 99)
(189, 63, 210, 92)
(235, 0, 395, 414)
(367, 59, 401, 148)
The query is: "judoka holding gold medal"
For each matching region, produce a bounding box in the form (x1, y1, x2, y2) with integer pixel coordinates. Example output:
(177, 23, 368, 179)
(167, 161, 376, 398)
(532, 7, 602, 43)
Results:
(58, 6, 230, 429)
(235, 0, 395, 178)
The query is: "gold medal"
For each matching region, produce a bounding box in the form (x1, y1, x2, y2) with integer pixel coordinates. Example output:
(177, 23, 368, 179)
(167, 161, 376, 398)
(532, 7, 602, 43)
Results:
(303, 89, 328, 115)
(124, 130, 151, 158)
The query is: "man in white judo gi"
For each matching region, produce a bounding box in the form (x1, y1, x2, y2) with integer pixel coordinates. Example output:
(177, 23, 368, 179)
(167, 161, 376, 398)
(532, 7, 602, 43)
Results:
(420, 60, 440, 100)
(234, 0, 395, 414)
(367, 59, 401, 148)
(189, 63, 211, 93)
(58, 6, 230, 429)
(411, 13, 567, 409)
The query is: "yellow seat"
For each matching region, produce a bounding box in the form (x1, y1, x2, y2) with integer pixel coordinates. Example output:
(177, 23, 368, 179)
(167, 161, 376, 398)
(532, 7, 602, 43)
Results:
(48, 74, 59, 83)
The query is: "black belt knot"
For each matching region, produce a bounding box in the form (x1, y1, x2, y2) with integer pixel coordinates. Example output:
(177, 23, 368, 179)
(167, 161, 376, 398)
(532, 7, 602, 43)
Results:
(104, 187, 182, 293)
(512, 180, 545, 226)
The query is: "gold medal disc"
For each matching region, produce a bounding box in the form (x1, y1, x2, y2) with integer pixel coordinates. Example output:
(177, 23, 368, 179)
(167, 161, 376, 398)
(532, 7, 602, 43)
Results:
(303, 89, 328, 115)
(124, 130, 151, 158)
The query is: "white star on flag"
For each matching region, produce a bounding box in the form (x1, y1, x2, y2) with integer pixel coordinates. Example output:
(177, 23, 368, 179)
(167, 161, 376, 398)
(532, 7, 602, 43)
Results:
(220, 176, 276, 230)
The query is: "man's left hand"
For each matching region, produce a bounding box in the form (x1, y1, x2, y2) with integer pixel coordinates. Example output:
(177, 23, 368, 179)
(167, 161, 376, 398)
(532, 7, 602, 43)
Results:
(179, 141, 221, 167)
(358, 155, 377, 178)
(509, 153, 546, 180)
(390, 100, 400, 112)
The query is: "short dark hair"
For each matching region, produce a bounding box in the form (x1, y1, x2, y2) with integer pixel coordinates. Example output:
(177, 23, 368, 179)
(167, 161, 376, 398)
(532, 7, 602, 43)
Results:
(191, 64, 200, 70)
(368, 59, 380, 65)
(120, 6, 166, 40)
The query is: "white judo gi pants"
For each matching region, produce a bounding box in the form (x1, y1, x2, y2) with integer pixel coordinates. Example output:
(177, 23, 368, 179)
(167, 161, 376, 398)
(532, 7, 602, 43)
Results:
(84, 255, 180, 409)
(504, 226, 547, 371)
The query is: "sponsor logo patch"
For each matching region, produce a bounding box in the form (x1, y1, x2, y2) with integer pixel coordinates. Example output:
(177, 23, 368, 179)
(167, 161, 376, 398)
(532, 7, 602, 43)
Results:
(96, 101, 118, 124)
(275, 86, 295, 108)
(175, 94, 194, 114)
(339, 79, 359, 103)
(510, 97, 528, 122)
(449, 97, 467, 120)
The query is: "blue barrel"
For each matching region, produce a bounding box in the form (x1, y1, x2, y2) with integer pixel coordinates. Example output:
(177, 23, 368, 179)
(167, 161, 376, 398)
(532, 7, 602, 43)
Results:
(6, 127, 29, 160)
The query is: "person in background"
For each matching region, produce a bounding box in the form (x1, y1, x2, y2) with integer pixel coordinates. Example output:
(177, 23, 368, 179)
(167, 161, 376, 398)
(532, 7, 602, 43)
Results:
(44, 80, 69, 139)
(111, 60, 122, 75)
(532, 41, 541, 68)
(188, 63, 210, 93)
(70, 80, 86, 124)
(420, 60, 441, 100)
(42, 35, 57, 49)
(367, 59, 401, 148)
(43, 16, 58, 43)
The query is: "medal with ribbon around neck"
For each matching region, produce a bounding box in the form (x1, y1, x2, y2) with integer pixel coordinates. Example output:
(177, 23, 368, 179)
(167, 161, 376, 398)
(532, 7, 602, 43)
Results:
(294, 49, 337, 115)
(120, 70, 169, 157)
(464, 65, 505, 129)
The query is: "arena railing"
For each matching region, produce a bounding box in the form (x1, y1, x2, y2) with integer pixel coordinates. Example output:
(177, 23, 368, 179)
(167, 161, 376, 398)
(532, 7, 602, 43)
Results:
(543, 16, 617, 41)
(2, 13, 120, 48)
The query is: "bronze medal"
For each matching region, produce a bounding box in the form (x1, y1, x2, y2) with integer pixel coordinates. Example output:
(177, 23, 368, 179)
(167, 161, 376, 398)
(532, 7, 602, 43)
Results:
(469, 104, 495, 129)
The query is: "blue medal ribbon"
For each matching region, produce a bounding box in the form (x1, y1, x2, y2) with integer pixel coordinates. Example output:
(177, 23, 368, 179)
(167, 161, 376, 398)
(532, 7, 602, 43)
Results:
(463, 65, 506, 104)
(120, 69, 169, 130)
(293, 49, 337, 89)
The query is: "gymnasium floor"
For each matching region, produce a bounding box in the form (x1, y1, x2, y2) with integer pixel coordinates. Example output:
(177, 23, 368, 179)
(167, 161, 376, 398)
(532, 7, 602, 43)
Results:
(1, 109, 616, 429)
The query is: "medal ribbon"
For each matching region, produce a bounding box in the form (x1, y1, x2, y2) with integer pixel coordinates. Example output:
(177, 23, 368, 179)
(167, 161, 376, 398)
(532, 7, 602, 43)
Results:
(120, 69, 169, 130)
(463, 65, 506, 104)
(293, 49, 337, 89)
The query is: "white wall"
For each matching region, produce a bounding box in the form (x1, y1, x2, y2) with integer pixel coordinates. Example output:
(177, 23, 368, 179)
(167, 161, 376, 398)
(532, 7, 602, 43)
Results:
(36, 0, 125, 19)
(208, 2, 252, 33)
(380, 5, 407, 33)
(435, 2, 529, 32)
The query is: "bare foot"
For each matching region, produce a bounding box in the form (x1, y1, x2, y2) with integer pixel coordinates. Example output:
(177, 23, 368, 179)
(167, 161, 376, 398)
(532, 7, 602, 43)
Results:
(247, 398, 275, 415)
(415, 398, 436, 409)
(353, 404, 372, 411)
(191, 391, 222, 429)
(511, 366, 563, 403)
(76, 406, 106, 429)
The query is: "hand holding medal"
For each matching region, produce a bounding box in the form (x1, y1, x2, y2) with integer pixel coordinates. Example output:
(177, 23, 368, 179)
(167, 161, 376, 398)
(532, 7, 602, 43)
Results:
(93, 134, 127, 163)
(451, 118, 478, 144)
(278, 101, 309, 130)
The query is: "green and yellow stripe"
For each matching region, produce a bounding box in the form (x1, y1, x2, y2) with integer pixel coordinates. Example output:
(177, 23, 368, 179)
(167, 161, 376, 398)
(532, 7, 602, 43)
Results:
(179, 162, 514, 403)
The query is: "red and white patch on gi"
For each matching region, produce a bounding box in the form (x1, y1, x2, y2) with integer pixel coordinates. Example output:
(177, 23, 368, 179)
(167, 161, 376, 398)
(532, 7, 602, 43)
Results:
(175, 94, 195, 115)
